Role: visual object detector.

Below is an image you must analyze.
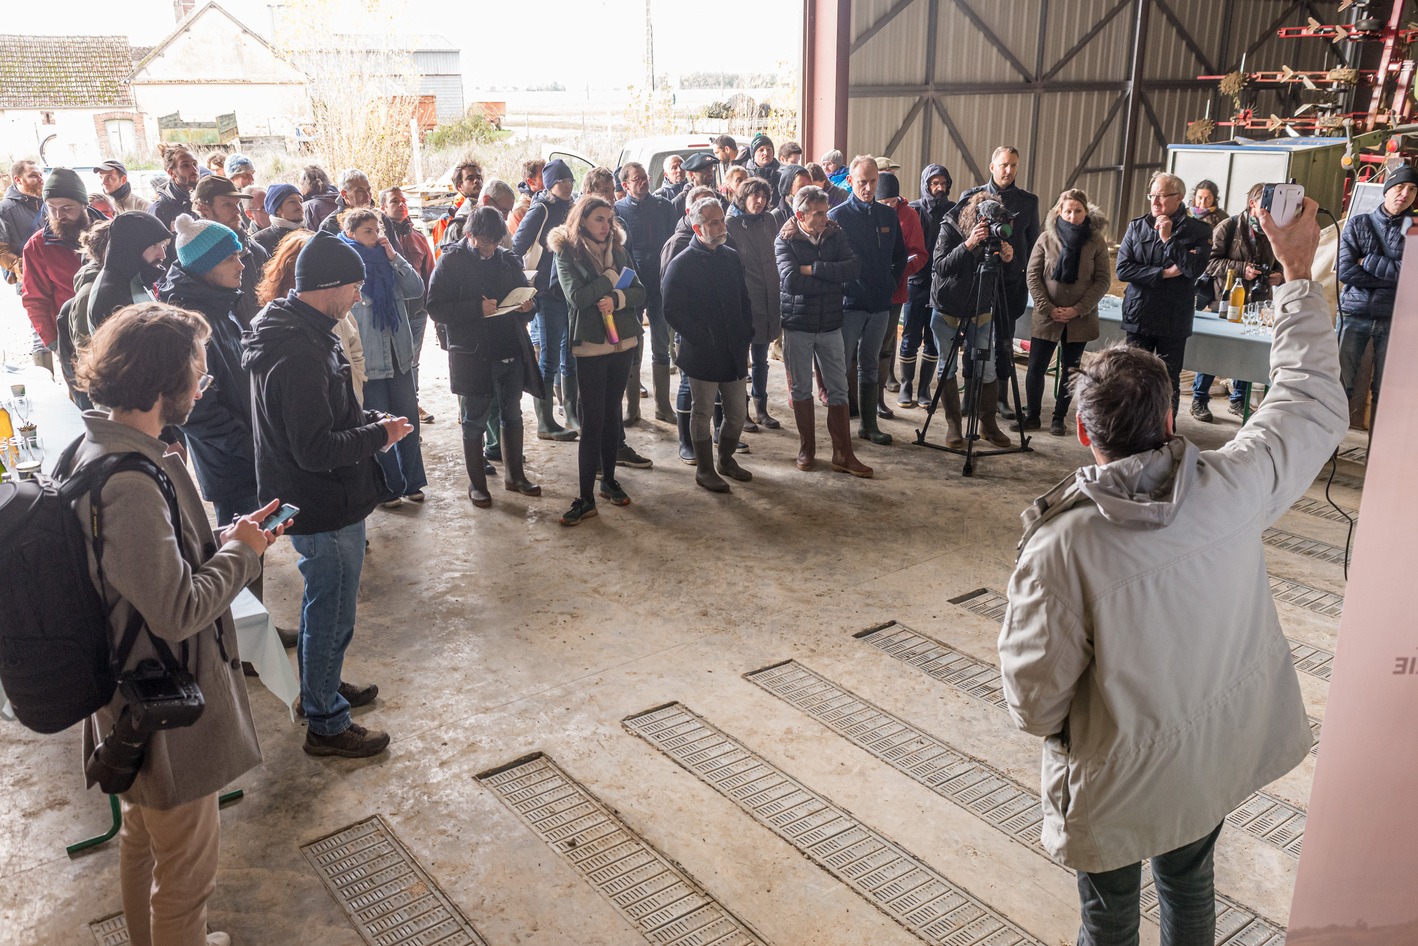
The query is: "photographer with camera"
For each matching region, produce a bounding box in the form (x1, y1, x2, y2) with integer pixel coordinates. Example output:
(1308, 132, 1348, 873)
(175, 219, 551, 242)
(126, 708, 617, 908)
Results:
(1116, 171, 1213, 420)
(999, 196, 1345, 946)
(928, 191, 1016, 449)
(72, 302, 288, 946)
(1192, 183, 1283, 421)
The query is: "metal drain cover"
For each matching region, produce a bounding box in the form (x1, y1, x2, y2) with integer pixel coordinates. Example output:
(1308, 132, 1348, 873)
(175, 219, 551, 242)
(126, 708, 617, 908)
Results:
(1316, 470, 1363, 491)
(855, 622, 1008, 708)
(301, 814, 489, 946)
(89, 913, 128, 946)
(624, 702, 1044, 946)
(1269, 576, 1345, 619)
(478, 752, 767, 946)
(1263, 527, 1349, 565)
(1335, 445, 1367, 465)
(1289, 496, 1356, 524)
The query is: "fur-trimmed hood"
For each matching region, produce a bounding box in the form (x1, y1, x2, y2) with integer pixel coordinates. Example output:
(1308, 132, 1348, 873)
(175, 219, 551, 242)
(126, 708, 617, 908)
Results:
(1043, 203, 1110, 242)
(777, 214, 842, 244)
(545, 221, 627, 257)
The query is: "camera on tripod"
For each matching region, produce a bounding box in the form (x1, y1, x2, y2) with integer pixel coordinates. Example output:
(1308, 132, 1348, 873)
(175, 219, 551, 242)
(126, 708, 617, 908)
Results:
(86, 658, 205, 794)
(978, 200, 1019, 262)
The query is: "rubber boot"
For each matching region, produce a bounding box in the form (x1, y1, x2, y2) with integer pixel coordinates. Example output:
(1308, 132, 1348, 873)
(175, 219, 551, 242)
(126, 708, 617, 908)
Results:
(876, 382, 895, 419)
(676, 415, 695, 465)
(534, 394, 576, 441)
(754, 396, 781, 429)
(917, 354, 937, 407)
(500, 425, 541, 496)
(623, 349, 641, 425)
(717, 439, 752, 481)
(897, 354, 917, 407)
(562, 372, 581, 433)
(857, 386, 892, 444)
(791, 399, 816, 471)
(742, 394, 759, 433)
(652, 364, 674, 422)
(827, 404, 873, 477)
(941, 382, 965, 449)
(979, 380, 1013, 447)
(463, 433, 492, 507)
(694, 439, 731, 492)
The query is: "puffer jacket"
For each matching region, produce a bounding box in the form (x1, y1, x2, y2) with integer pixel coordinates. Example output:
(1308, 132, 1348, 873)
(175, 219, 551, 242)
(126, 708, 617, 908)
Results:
(1204, 212, 1279, 304)
(828, 194, 905, 313)
(1025, 206, 1112, 343)
(1115, 207, 1212, 337)
(158, 264, 257, 504)
(74, 413, 262, 810)
(89, 212, 170, 330)
(725, 206, 782, 344)
(775, 216, 858, 334)
(547, 225, 646, 352)
(511, 190, 572, 301)
(0, 184, 43, 279)
(999, 279, 1347, 873)
(1337, 205, 1410, 320)
(661, 237, 754, 381)
(147, 178, 192, 233)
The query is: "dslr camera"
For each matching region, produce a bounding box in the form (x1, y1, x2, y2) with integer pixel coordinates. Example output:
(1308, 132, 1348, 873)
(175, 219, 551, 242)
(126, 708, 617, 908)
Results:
(977, 200, 1019, 270)
(86, 658, 205, 794)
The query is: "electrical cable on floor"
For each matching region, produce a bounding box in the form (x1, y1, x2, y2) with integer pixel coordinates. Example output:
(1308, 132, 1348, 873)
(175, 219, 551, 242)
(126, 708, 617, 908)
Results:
(1312, 205, 1357, 580)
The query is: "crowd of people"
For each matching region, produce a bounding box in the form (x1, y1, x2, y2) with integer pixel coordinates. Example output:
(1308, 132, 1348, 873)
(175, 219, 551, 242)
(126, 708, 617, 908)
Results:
(0, 130, 1408, 946)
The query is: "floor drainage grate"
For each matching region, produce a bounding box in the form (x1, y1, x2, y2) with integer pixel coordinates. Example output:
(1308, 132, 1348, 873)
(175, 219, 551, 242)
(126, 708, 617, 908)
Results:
(859, 623, 1314, 856)
(745, 660, 1044, 847)
(1289, 496, 1356, 524)
(1263, 527, 1348, 565)
(1285, 637, 1336, 681)
(89, 913, 128, 946)
(1316, 470, 1364, 492)
(624, 702, 1044, 946)
(1226, 793, 1306, 858)
(301, 814, 489, 946)
(477, 752, 768, 946)
(1335, 445, 1367, 465)
(1268, 576, 1345, 619)
(946, 588, 1010, 622)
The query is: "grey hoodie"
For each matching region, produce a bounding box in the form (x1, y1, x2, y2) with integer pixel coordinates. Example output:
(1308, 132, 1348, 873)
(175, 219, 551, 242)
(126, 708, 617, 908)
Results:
(1000, 279, 1347, 872)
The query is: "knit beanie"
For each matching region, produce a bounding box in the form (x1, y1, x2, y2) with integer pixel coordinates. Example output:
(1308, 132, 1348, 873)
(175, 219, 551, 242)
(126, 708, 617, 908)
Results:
(1383, 165, 1417, 195)
(225, 152, 255, 176)
(42, 168, 88, 205)
(173, 214, 242, 275)
(542, 159, 574, 190)
(265, 182, 301, 216)
(295, 229, 366, 291)
(875, 172, 900, 200)
(749, 134, 774, 157)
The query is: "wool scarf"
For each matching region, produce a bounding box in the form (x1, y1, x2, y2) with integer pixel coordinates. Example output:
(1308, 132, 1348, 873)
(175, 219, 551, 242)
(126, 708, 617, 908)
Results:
(1051, 216, 1091, 285)
(337, 233, 402, 334)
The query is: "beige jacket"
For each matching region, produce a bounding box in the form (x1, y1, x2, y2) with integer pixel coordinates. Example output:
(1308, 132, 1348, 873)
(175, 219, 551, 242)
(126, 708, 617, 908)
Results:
(998, 280, 1347, 872)
(75, 413, 264, 810)
(1024, 207, 1111, 343)
(335, 312, 366, 405)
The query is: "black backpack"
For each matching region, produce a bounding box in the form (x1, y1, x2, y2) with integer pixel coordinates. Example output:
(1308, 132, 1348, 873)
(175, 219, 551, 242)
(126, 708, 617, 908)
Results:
(0, 436, 182, 734)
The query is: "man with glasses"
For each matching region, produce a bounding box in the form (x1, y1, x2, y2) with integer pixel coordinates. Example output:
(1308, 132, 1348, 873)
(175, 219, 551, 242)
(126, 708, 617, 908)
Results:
(1116, 171, 1212, 419)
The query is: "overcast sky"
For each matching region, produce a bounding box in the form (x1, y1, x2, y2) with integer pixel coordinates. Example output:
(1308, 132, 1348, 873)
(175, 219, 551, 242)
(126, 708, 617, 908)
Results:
(24, 0, 801, 89)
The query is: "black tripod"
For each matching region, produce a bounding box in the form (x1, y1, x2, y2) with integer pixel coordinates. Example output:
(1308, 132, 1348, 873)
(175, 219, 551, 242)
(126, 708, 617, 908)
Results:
(914, 244, 1032, 476)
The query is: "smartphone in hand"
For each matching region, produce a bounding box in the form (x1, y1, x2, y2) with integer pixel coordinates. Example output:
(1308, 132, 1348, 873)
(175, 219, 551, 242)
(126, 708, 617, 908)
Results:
(260, 503, 299, 532)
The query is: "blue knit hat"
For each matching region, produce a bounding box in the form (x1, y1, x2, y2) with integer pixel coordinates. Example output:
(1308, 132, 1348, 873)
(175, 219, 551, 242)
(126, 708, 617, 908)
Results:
(265, 182, 301, 216)
(225, 152, 255, 176)
(172, 214, 242, 275)
(542, 159, 574, 189)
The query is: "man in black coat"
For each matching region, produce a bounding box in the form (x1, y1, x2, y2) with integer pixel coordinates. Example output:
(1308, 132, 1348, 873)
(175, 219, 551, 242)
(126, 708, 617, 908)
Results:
(662, 198, 755, 493)
(901, 162, 953, 407)
(242, 231, 414, 759)
(1115, 171, 1213, 419)
(956, 146, 1040, 417)
(616, 161, 679, 423)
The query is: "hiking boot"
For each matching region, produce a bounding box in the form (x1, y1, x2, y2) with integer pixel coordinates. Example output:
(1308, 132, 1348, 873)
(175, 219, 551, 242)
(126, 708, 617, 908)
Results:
(304, 721, 390, 758)
(1228, 401, 1245, 418)
(616, 444, 653, 469)
(1050, 417, 1067, 436)
(295, 681, 379, 717)
(598, 478, 632, 506)
(1190, 400, 1213, 423)
(559, 497, 598, 526)
(1011, 414, 1041, 432)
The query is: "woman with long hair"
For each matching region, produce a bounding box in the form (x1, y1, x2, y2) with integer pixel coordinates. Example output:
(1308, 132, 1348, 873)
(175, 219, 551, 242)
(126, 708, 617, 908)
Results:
(546, 196, 646, 525)
(256, 228, 366, 404)
(1022, 188, 1111, 435)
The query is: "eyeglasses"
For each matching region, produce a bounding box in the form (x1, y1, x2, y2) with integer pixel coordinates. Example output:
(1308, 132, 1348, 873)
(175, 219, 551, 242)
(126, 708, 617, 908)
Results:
(1147, 193, 1180, 201)
(197, 373, 214, 393)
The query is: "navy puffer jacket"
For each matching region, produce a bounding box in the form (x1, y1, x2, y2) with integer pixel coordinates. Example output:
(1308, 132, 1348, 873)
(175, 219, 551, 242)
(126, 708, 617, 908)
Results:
(1337, 206, 1409, 319)
(828, 194, 906, 313)
(775, 216, 859, 334)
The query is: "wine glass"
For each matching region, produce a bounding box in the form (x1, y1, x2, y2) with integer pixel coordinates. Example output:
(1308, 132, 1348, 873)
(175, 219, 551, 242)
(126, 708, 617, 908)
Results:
(9, 389, 31, 428)
(1242, 303, 1259, 336)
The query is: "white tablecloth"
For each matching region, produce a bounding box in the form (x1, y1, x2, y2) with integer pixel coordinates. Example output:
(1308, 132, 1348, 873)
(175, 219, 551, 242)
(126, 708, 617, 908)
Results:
(1, 589, 298, 721)
(2, 362, 87, 475)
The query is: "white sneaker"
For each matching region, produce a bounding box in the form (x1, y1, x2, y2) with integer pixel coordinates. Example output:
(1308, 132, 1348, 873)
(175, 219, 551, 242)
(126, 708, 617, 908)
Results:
(207, 933, 231, 946)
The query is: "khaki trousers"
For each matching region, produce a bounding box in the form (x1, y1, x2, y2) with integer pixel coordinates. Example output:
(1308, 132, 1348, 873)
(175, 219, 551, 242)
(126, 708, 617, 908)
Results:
(119, 792, 220, 946)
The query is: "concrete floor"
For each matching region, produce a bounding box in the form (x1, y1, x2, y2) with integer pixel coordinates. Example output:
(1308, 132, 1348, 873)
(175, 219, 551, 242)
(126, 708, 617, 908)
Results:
(0, 341, 1360, 946)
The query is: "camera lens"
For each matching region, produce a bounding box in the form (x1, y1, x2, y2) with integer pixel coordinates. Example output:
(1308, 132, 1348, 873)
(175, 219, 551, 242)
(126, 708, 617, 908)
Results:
(85, 708, 149, 795)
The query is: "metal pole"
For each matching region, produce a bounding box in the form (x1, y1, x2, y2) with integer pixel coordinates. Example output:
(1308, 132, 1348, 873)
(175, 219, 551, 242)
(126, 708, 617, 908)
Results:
(1117, 0, 1152, 217)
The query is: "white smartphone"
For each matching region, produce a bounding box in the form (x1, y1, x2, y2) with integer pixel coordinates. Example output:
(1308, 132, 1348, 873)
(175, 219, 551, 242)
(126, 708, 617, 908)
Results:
(1262, 183, 1305, 227)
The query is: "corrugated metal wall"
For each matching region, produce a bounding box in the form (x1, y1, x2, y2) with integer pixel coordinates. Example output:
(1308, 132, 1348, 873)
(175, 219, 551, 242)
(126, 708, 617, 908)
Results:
(847, 0, 1346, 221)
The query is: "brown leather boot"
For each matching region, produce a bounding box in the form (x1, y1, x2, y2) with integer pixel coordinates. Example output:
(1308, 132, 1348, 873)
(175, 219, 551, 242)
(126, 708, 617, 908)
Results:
(827, 403, 873, 477)
(790, 399, 816, 471)
(978, 381, 1013, 448)
(941, 382, 965, 449)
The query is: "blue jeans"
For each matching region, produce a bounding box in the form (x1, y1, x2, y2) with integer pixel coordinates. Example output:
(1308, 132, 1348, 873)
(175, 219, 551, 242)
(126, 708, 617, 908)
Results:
(932, 311, 997, 384)
(363, 370, 427, 498)
(841, 309, 890, 386)
(1076, 822, 1222, 946)
(1337, 314, 1389, 413)
(459, 359, 524, 437)
(749, 342, 769, 401)
(1191, 373, 1242, 406)
(899, 297, 939, 359)
(290, 520, 367, 736)
(536, 293, 575, 386)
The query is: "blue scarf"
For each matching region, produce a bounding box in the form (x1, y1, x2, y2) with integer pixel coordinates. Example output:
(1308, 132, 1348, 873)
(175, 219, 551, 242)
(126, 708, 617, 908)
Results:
(337, 233, 401, 334)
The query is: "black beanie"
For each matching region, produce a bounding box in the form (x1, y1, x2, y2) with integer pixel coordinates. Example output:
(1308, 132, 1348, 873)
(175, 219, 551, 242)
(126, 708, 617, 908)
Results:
(1383, 165, 1417, 195)
(295, 230, 366, 292)
(875, 172, 901, 200)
